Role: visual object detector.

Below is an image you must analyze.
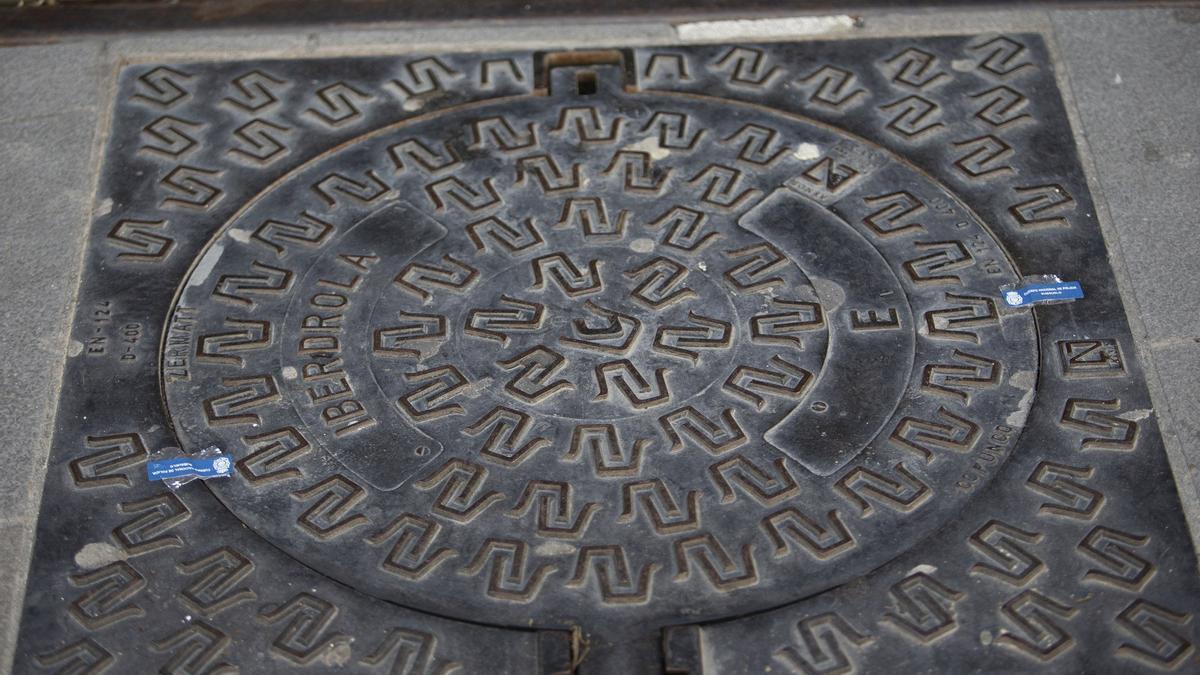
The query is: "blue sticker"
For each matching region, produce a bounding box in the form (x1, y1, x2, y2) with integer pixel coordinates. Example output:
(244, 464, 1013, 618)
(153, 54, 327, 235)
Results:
(1003, 281, 1084, 307)
(147, 455, 233, 481)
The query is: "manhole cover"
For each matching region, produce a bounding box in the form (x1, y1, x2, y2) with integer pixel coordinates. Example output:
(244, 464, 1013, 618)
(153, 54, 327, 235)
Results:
(17, 36, 1200, 674)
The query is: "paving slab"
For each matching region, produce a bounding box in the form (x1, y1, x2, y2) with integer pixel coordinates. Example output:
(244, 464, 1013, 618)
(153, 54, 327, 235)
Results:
(0, 111, 99, 514)
(1049, 9, 1200, 344)
(0, 106, 101, 675)
(0, 42, 103, 122)
(1046, 7, 1200, 552)
(1151, 341, 1200, 477)
(0, 522, 34, 675)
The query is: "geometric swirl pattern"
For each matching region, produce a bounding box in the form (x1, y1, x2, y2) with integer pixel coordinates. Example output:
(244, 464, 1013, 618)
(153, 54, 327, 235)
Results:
(162, 64, 1039, 627)
(16, 34, 1200, 674)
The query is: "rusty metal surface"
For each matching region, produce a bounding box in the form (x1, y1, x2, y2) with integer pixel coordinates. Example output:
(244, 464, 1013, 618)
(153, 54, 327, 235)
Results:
(15, 36, 1200, 673)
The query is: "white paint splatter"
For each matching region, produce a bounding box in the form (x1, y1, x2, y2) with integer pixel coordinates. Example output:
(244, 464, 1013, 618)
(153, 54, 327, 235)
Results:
(319, 641, 354, 667)
(535, 541, 577, 556)
(810, 277, 845, 311)
(676, 15, 856, 41)
(414, 340, 442, 362)
(794, 143, 821, 161)
(951, 59, 974, 72)
(1119, 408, 1153, 421)
(626, 136, 669, 160)
(462, 376, 493, 398)
(281, 366, 298, 380)
(74, 542, 128, 569)
(68, 339, 84, 357)
(95, 198, 113, 217)
(228, 229, 251, 244)
(630, 237, 655, 253)
(1006, 370, 1037, 427)
(1114, 73, 1123, 85)
(909, 563, 939, 576)
(187, 243, 225, 286)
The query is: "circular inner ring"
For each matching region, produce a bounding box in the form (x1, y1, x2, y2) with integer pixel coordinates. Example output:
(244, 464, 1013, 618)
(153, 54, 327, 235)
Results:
(160, 73, 1039, 631)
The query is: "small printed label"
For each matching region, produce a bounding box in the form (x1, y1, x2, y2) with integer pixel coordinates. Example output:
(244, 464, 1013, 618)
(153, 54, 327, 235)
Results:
(147, 456, 233, 481)
(1003, 281, 1084, 307)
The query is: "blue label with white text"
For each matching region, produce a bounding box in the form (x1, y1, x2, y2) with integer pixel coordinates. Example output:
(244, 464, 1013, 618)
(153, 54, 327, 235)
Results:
(1003, 281, 1084, 307)
(147, 456, 233, 481)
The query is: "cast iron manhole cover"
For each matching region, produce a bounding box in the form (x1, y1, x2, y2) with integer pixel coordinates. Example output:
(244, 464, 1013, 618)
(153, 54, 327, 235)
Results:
(17, 36, 1200, 674)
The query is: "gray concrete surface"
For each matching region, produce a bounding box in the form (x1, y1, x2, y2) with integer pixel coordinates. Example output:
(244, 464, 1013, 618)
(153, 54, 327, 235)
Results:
(0, 6, 1197, 671)
(0, 56, 104, 672)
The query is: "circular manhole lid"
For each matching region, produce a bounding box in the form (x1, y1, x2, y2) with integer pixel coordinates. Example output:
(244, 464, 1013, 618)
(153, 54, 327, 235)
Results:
(162, 64, 1038, 631)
